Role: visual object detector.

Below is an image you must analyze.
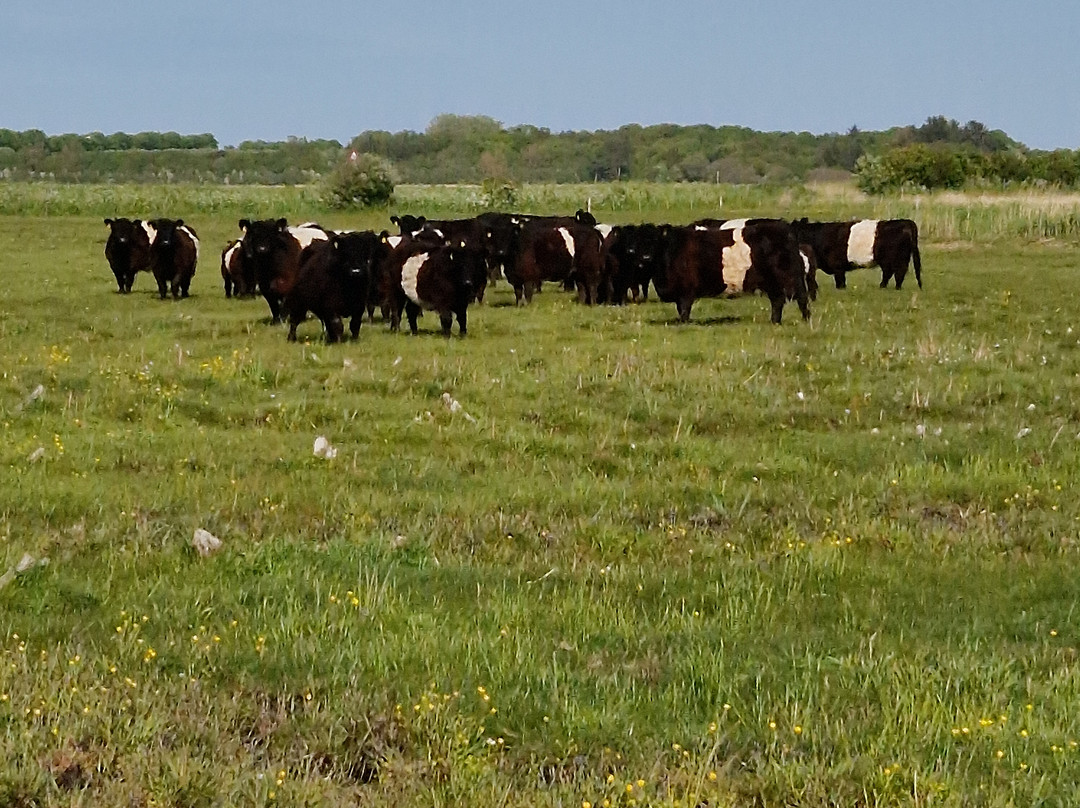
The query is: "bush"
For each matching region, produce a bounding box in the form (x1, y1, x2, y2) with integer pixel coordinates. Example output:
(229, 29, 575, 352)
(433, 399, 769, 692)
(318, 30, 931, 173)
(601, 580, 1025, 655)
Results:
(322, 152, 395, 209)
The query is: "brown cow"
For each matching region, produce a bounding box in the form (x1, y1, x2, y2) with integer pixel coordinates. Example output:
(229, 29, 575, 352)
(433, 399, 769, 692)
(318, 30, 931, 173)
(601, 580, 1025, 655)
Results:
(238, 219, 329, 322)
(789, 218, 922, 290)
(285, 231, 382, 343)
(104, 218, 154, 293)
(220, 239, 249, 298)
(147, 218, 199, 300)
(382, 240, 487, 335)
(654, 219, 811, 324)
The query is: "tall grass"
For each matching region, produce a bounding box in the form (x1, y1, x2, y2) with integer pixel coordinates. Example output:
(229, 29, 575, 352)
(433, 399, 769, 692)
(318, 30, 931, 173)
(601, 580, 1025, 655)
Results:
(5, 180, 1080, 242)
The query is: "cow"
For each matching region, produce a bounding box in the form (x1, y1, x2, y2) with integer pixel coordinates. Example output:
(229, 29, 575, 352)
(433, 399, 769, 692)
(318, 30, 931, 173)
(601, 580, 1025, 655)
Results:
(789, 218, 922, 290)
(653, 219, 811, 324)
(220, 239, 250, 298)
(146, 218, 198, 300)
(285, 231, 382, 343)
(104, 218, 154, 293)
(382, 240, 487, 336)
(497, 215, 606, 305)
(238, 219, 329, 322)
(601, 223, 667, 304)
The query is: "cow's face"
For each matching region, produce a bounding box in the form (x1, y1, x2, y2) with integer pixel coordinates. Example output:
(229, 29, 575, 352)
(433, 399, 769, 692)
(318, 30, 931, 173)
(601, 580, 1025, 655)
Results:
(483, 220, 518, 265)
(391, 214, 425, 236)
(331, 232, 378, 280)
(105, 218, 139, 247)
(241, 218, 289, 258)
(148, 218, 180, 250)
(448, 242, 487, 293)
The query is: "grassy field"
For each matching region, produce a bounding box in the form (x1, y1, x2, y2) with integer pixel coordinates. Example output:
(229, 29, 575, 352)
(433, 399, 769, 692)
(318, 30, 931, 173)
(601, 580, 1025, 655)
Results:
(1, 185, 1080, 806)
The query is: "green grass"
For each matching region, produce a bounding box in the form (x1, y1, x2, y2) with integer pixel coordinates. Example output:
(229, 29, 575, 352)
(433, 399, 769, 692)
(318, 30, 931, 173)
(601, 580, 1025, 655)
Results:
(1, 194, 1080, 806)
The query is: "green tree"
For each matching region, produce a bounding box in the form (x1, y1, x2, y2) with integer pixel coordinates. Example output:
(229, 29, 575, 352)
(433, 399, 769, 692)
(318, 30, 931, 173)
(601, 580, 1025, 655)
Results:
(322, 151, 395, 209)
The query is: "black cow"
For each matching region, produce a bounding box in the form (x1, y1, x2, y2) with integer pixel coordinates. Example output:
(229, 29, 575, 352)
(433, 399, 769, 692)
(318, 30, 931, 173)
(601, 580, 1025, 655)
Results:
(238, 219, 329, 322)
(789, 218, 922, 290)
(147, 218, 199, 300)
(104, 218, 154, 293)
(285, 231, 381, 343)
(601, 223, 667, 304)
(383, 240, 487, 335)
(653, 219, 811, 324)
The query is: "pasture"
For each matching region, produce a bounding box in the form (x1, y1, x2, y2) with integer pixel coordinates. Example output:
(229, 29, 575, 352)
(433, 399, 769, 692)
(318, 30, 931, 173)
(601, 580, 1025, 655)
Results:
(1, 184, 1079, 806)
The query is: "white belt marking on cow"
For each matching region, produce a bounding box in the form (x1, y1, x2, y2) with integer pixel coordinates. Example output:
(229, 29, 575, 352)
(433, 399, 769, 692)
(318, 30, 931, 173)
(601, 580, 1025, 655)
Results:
(719, 218, 748, 230)
(224, 242, 240, 264)
(289, 226, 330, 250)
(721, 227, 752, 293)
(595, 223, 613, 239)
(401, 253, 428, 305)
(800, 249, 811, 278)
(387, 235, 403, 248)
(847, 220, 878, 265)
(557, 227, 575, 258)
(141, 221, 157, 244)
(179, 225, 199, 264)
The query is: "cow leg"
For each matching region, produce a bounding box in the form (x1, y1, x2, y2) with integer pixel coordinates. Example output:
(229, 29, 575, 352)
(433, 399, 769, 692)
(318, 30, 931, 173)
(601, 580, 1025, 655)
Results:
(349, 315, 362, 340)
(405, 301, 421, 334)
(287, 319, 299, 342)
(224, 278, 233, 298)
(439, 311, 453, 336)
(796, 290, 811, 322)
(266, 295, 282, 323)
(769, 295, 785, 325)
(514, 284, 525, 305)
(893, 264, 908, 290)
(676, 298, 693, 322)
(326, 316, 344, 344)
(834, 271, 847, 290)
(157, 278, 168, 300)
(456, 306, 468, 336)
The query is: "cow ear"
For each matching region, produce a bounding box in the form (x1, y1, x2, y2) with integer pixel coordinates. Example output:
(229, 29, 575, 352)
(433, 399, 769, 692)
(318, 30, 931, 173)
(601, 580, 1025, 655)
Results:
(239, 219, 250, 231)
(104, 218, 113, 226)
(390, 215, 400, 225)
(276, 218, 288, 231)
(379, 230, 389, 244)
(175, 219, 184, 227)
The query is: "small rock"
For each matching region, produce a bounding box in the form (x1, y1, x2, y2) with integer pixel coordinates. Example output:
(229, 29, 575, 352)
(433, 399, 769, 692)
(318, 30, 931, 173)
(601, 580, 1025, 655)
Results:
(313, 436, 338, 459)
(191, 528, 223, 558)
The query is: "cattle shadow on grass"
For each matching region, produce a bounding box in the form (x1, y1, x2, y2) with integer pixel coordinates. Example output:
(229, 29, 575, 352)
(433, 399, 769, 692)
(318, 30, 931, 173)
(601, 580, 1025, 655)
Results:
(646, 315, 743, 327)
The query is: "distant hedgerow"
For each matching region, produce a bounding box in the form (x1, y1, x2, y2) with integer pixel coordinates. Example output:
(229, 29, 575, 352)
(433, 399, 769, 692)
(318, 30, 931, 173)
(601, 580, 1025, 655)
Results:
(322, 151, 395, 209)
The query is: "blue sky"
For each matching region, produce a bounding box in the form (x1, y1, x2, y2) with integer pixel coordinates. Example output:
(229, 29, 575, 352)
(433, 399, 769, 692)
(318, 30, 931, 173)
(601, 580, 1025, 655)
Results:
(2, 1, 1076, 150)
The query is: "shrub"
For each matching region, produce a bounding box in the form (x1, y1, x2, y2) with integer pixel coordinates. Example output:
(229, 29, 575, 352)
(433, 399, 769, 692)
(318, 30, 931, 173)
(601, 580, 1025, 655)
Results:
(322, 151, 395, 209)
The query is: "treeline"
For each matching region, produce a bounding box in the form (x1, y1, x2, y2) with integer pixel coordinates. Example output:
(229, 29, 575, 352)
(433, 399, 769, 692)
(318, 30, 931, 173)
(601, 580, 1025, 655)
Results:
(0, 131, 342, 184)
(2, 116, 1078, 191)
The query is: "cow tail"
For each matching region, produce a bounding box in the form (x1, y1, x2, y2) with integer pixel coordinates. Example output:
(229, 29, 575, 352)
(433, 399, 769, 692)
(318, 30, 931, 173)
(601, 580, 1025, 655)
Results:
(910, 221, 922, 289)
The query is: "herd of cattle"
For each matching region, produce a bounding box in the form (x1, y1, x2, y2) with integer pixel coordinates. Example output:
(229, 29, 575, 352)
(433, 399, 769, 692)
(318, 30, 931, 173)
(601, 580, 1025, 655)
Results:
(103, 212, 922, 340)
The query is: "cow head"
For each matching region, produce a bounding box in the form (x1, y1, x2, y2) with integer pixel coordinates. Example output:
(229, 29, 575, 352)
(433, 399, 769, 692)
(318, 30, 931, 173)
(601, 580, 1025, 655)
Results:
(240, 218, 290, 258)
(390, 214, 425, 236)
(105, 217, 140, 247)
(148, 218, 181, 251)
(448, 240, 487, 298)
(330, 231, 379, 282)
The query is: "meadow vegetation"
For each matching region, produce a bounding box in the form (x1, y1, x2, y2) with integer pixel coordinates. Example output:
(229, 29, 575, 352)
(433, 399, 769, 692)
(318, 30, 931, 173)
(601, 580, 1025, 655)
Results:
(1, 182, 1079, 806)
